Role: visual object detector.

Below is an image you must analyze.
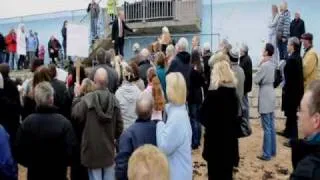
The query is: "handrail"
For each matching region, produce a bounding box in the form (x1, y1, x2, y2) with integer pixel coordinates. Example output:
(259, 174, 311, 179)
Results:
(80, 0, 103, 23)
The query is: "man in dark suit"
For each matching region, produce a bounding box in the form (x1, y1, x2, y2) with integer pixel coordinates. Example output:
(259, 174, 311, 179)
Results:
(112, 10, 135, 56)
(290, 12, 305, 52)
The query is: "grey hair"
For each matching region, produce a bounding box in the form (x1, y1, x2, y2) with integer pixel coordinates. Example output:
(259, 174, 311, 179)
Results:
(203, 42, 211, 51)
(288, 37, 300, 51)
(140, 48, 150, 60)
(166, 44, 175, 56)
(240, 43, 249, 53)
(136, 92, 154, 119)
(132, 43, 141, 54)
(177, 37, 189, 52)
(34, 82, 54, 106)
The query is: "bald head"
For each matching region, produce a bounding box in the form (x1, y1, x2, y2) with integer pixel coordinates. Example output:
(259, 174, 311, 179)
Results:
(136, 92, 154, 120)
(94, 68, 108, 89)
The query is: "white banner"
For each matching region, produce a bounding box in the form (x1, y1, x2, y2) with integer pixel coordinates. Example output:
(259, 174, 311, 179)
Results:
(67, 23, 89, 59)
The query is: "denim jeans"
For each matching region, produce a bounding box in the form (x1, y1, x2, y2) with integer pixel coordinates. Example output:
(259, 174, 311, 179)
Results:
(261, 113, 276, 159)
(88, 165, 115, 180)
(242, 94, 249, 121)
(8, 52, 17, 70)
(278, 39, 288, 60)
(189, 104, 202, 149)
(0, 51, 5, 63)
(91, 17, 99, 41)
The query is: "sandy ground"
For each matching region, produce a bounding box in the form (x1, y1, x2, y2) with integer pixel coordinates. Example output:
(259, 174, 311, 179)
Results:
(18, 118, 292, 180)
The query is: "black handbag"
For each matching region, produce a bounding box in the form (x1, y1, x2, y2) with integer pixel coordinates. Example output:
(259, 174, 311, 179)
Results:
(236, 99, 252, 138)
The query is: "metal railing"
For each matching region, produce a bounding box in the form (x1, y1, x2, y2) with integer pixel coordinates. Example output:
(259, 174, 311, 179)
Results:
(124, 0, 199, 23)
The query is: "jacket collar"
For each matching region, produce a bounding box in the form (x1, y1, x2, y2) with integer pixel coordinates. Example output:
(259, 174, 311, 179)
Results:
(138, 59, 150, 66)
(135, 118, 152, 123)
(36, 105, 59, 114)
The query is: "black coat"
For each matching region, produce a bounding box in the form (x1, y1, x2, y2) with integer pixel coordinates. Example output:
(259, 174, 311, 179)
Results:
(290, 18, 305, 39)
(61, 27, 67, 49)
(0, 77, 21, 149)
(15, 106, 77, 180)
(48, 39, 62, 58)
(167, 51, 192, 90)
(202, 53, 211, 95)
(240, 54, 253, 94)
(291, 139, 320, 180)
(200, 87, 239, 179)
(0, 33, 6, 51)
(111, 18, 133, 43)
(282, 51, 304, 114)
(50, 79, 67, 116)
(138, 60, 152, 87)
(188, 68, 205, 104)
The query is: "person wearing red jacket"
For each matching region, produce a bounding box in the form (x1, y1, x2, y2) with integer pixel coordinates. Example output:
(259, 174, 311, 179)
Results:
(5, 29, 17, 70)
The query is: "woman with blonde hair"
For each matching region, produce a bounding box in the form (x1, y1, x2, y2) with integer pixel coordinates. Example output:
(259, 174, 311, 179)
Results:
(159, 26, 172, 53)
(157, 72, 192, 180)
(200, 60, 239, 179)
(165, 44, 175, 69)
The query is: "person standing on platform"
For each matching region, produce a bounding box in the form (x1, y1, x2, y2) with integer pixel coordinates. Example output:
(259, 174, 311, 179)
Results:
(26, 30, 37, 68)
(106, 0, 118, 21)
(34, 32, 39, 57)
(61, 20, 68, 60)
(277, 1, 291, 61)
(112, 10, 135, 56)
(48, 36, 62, 65)
(87, 0, 100, 42)
(290, 11, 305, 53)
(268, 5, 280, 65)
(5, 29, 17, 70)
(0, 33, 6, 64)
(16, 24, 27, 70)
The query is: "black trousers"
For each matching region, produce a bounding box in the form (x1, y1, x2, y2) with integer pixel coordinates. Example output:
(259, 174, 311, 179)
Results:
(18, 55, 26, 70)
(284, 110, 298, 139)
(114, 37, 124, 56)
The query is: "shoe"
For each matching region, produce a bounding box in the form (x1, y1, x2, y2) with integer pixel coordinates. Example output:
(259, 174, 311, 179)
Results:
(257, 155, 271, 161)
(277, 131, 289, 138)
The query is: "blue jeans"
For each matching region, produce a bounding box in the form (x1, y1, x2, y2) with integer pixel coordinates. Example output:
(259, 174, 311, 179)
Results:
(242, 94, 249, 121)
(91, 17, 99, 40)
(8, 52, 17, 70)
(261, 113, 276, 159)
(0, 51, 5, 63)
(278, 39, 288, 60)
(189, 104, 202, 149)
(88, 165, 115, 180)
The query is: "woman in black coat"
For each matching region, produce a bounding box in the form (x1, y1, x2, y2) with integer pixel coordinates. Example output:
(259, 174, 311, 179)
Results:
(48, 36, 62, 64)
(200, 59, 239, 180)
(282, 37, 304, 140)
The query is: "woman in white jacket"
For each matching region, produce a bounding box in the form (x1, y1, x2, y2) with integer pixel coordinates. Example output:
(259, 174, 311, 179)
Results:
(16, 24, 27, 70)
(268, 5, 280, 66)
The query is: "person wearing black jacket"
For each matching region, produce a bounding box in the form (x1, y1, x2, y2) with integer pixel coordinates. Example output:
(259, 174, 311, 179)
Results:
(280, 37, 304, 142)
(240, 44, 252, 121)
(167, 37, 192, 91)
(290, 12, 305, 52)
(48, 36, 62, 65)
(61, 21, 68, 60)
(112, 10, 134, 56)
(0, 64, 21, 152)
(189, 50, 205, 150)
(290, 80, 320, 180)
(0, 32, 6, 63)
(202, 43, 212, 95)
(15, 82, 77, 180)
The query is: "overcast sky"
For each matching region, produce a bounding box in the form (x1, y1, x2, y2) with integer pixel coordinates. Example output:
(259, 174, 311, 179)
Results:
(0, 0, 260, 19)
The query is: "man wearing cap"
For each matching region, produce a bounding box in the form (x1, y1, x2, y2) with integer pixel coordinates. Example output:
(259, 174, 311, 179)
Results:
(301, 33, 319, 88)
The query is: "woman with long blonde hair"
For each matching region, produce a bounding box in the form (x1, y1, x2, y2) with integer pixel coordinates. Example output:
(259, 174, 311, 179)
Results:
(200, 60, 239, 179)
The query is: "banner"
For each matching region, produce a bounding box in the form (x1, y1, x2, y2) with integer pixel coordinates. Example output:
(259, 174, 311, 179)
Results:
(67, 23, 89, 59)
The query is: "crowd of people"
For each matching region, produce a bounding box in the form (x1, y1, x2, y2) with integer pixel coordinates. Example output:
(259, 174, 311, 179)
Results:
(0, 1, 320, 180)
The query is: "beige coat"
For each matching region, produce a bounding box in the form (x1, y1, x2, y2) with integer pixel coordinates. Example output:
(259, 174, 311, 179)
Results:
(303, 48, 319, 88)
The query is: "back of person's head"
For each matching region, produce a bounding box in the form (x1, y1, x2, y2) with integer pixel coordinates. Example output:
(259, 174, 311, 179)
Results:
(191, 49, 202, 72)
(210, 51, 230, 66)
(210, 60, 237, 90)
(140, 48, 150, 61)
(113, 56, 122, 79)
(192, 35, 200, 47)
(0, 64, 10, 78)
(33, 66, 51, 88)
(48, 64, 57, 79)
(128, 144, 169, 180)
(165, 44, 175, 57)
(31, 58, 44, 72)
(34, 82, 54, 106)
(129, 61, 140, 81)
(71, 66, 86, 86)
(229, 47, 240, 63)
(94, 68, 108, 89)
(240, 43, 249, 56)
(123, 65, 136, 82)
(152, 42, 161, 53)
(162, 26, 169, 34)
(203, 42, 211, 53)
(166, 72, 186, 105)
(132, 43, 141, 55)
(152, 76, 165, 111)
(264, 43, 275, 57)
(136, 92, 154, 120)
(147, 67, 156, 84)
(96, 48, 112, 65)
(177, 37, 189, 52)
(155, 52, 166, 68)
(280, 0, 288, 11)
(80, 78, 95, 96)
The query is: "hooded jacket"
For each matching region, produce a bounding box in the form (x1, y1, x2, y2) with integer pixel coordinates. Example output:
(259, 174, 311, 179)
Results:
(115, 82, 142, 130)
(72, 89, 123, 169)
(167, 51, 192, 90)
